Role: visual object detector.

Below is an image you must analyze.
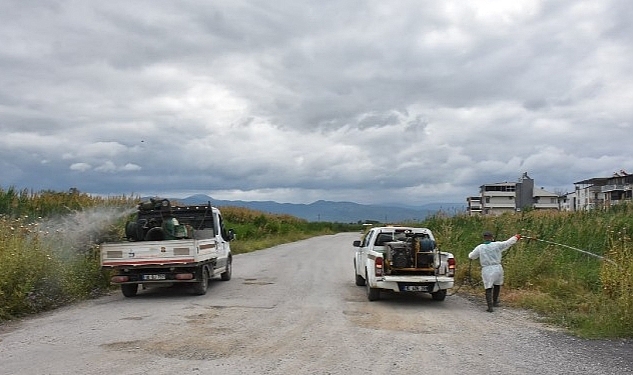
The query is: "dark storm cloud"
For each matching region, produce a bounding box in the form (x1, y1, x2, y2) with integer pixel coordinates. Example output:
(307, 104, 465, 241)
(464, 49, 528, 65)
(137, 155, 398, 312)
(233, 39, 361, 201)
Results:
(1, 0, 631, 204)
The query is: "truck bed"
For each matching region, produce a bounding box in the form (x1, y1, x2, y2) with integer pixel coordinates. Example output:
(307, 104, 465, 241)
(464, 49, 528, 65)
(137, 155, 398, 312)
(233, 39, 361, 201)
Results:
(101, 238, 218, 267)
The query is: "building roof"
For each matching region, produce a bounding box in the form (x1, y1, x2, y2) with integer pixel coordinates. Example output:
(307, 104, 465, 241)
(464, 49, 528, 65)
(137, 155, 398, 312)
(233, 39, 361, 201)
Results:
(574, 177, 611, 185)
(479, 181, 516, 187)
(533, 187, 558, 197)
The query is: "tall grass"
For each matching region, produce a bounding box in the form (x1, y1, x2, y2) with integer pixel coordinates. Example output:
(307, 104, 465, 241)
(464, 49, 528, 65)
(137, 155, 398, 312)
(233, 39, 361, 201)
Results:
(422, 203, 633, 338)
(0, 187, 137, 320)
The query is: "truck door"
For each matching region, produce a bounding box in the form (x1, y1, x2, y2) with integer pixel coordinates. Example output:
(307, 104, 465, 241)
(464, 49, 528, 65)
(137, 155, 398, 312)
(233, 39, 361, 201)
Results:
(357, 229, 374, 275)
(214, 212, 230, 266)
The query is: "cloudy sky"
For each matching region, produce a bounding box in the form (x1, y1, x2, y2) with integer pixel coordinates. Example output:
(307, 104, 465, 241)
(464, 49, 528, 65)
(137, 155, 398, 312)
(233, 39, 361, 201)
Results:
(1, 1, 632, 206)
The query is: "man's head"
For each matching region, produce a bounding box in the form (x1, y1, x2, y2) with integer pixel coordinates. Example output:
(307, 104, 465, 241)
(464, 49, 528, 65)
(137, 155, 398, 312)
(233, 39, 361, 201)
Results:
(483, 231, 494, 241)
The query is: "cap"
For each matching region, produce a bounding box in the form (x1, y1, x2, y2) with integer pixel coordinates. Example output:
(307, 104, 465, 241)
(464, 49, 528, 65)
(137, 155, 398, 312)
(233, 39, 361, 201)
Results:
(482, 231, 493, 238)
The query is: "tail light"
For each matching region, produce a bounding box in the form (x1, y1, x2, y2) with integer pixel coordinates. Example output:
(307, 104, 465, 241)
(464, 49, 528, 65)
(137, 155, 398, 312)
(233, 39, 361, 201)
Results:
(447, 257, 456, 277)
(175, 273, 194, 280)
(111, 275, 129, 283)
(375, 257, 384, 277)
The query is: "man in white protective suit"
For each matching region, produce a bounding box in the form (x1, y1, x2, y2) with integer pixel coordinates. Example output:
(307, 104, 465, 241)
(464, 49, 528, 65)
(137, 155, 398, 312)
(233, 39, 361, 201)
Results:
(468, 231, 522, 312)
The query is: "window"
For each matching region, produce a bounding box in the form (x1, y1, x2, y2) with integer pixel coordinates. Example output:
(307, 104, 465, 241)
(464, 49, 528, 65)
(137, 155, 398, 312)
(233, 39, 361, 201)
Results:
(484, 185, 516, 192)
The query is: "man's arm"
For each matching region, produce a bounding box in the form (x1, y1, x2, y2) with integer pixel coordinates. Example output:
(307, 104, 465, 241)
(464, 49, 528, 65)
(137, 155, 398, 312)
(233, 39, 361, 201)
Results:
(468, 245, 480, 260)
(498, 235, 520, 252)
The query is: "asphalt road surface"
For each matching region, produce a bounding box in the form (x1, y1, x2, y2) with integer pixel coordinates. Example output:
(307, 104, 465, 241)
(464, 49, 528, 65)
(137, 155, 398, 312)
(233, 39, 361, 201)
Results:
(1, 232, 632, 375)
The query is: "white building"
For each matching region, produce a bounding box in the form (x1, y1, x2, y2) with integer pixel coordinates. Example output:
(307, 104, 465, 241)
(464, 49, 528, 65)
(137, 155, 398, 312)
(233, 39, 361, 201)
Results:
(558, 191, 576, 211)
(533, 187, 559, 210)
(466, 196, 482, 215)
(467, 172, 559, 216)
(573, 171, 633, 210)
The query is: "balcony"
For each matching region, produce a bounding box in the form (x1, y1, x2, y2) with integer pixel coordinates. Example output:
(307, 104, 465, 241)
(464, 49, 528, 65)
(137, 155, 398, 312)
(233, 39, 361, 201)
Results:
(601, 184, 632, 192)
(484, 202, 516, 209)
(483, 191, 515, 197)
(534, 203, 559, 210)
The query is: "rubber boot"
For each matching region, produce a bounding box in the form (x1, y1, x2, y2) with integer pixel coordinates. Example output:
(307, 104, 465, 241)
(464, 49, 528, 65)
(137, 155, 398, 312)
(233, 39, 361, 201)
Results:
(493, 285, 501, 307)
(485, 288, 494, 312)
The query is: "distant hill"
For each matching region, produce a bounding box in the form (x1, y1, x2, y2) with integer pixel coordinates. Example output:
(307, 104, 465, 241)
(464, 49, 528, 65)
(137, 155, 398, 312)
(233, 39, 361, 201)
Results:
(172, 194, 465, 223)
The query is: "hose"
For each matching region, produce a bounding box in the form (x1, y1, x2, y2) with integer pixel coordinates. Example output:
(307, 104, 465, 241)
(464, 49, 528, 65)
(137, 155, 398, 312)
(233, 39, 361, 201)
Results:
(448, 259, 481, 295)
(523, 236, 617, 266)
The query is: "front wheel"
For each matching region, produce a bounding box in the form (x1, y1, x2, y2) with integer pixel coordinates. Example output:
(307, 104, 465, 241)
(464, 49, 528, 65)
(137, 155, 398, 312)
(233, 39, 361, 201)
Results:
(354, 261, 366, 286)
(221, 258, 232, 281)
(366, 268, 380, 301)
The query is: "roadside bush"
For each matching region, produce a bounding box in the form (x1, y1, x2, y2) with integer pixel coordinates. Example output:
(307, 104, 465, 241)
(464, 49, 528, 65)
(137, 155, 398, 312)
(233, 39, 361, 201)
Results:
(599, 228, 633, 335)
(0, 188, 137, 320)
(0, 217, 63, 319)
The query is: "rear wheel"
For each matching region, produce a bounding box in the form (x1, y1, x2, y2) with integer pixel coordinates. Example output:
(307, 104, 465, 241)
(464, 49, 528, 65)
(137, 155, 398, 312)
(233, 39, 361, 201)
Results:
(121, 284, 138, 298)
(431, 289, 447, 301)
(192, 267, 209, 295)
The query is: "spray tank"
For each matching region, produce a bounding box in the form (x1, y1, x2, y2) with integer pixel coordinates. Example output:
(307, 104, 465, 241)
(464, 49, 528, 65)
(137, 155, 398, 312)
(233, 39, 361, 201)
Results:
(124, 198, 212, 242)
(385, 231, 439, 275)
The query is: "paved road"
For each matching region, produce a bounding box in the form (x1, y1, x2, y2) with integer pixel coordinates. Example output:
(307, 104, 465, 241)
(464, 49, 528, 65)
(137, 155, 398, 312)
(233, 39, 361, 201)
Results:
(1, 232, 632, 374)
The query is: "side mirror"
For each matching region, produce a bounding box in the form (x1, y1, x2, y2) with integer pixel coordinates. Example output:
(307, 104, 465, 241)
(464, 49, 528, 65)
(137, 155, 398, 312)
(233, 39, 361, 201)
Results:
(228, 229, 236, 241)
(353, 240, 361, 247)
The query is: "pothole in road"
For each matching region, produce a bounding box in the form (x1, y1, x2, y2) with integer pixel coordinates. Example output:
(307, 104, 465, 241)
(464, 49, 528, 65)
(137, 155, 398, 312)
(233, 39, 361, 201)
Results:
(120, 316, 145, 321)
(342, 310, 368, 317)
(343, 305, 442, 334)
(242, 278, 275, 285)
(101, 338, 237, 360)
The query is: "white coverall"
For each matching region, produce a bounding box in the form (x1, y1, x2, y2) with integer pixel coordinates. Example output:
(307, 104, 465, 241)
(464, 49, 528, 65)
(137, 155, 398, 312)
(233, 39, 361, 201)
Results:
(468, 235, 519, 289)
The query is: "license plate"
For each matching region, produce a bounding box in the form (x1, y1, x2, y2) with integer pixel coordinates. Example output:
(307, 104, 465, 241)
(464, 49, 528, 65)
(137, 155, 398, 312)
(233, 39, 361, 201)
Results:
(142, 274, 166, 280)
(402, 285, 427, 292)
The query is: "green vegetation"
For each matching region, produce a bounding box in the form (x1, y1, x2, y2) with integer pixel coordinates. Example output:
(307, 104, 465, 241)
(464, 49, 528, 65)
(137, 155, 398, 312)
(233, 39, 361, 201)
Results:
(0, 188, 135, 321)
(220, 205, 358, 253)
(0, 187, 361, 321)
(422, 204, 633, 338)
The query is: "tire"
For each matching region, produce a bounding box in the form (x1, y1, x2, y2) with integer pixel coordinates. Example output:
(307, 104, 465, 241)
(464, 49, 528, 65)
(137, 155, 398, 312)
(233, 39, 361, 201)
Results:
(366, 268, 380, 301)
(192, 267, 209, 295)
(431, 289, 447, 301)
(121, 284, 138, 298)
(220, 257, 232, 281)
(144, 227, 164, 241)
(354, 260, 366, 286)
(355, 273, 366, 286)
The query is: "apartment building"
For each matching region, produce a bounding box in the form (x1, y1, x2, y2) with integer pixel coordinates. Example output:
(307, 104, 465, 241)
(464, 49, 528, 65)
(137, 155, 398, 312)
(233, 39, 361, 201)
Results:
(468, 170, 632, 215)
(572, 171, 633, 210)
(467, 172, 558, 215)
(466, 196, 482, 215)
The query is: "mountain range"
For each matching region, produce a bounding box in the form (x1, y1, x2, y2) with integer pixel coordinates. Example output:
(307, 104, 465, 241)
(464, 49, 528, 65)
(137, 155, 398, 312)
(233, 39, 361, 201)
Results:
(172, 194, 465, 223)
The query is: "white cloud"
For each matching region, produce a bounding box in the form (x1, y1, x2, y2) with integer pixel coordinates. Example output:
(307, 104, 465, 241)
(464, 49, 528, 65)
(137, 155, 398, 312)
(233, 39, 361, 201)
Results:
(70, 163, 92, 172)
(121, 163, 142, 171)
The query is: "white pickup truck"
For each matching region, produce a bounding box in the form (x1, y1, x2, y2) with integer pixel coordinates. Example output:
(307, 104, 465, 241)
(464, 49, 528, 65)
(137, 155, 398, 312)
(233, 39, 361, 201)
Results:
(100, 198, 234, 297)
(353, 226, 455, 301)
